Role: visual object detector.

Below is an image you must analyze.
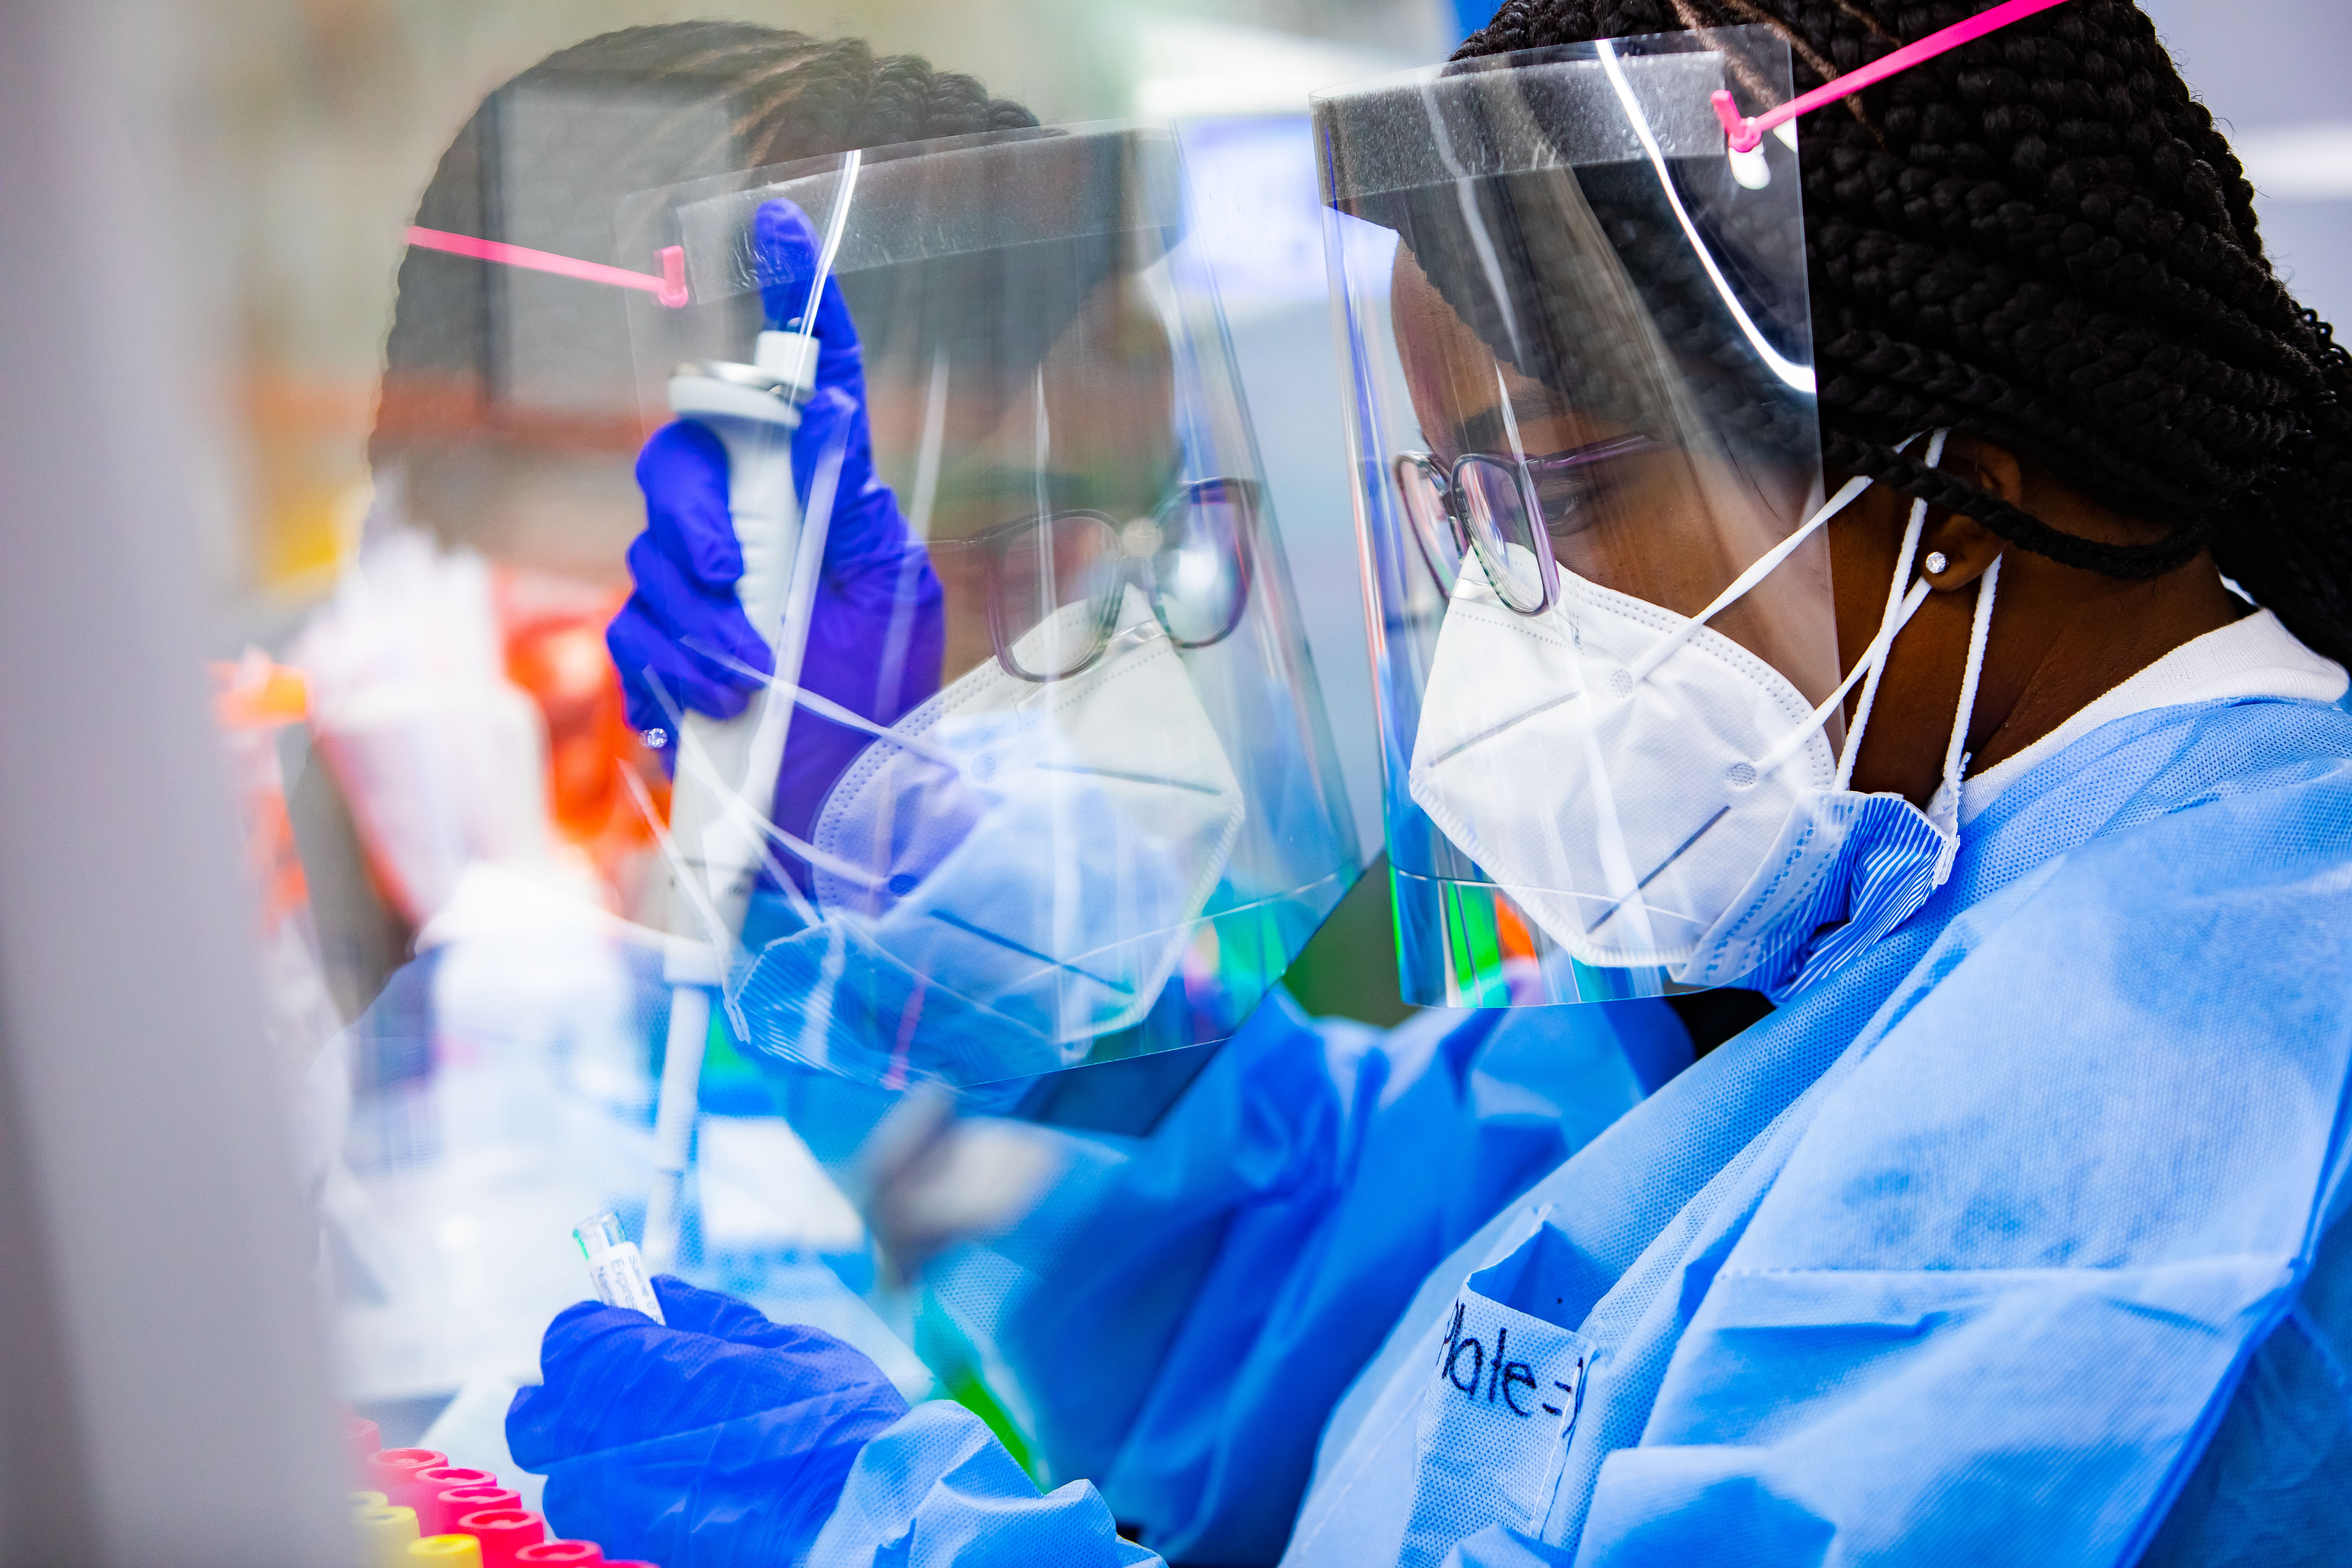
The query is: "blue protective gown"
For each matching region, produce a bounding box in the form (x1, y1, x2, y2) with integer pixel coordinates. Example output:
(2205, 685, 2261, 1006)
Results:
(1285, 694, 2352, 1567)
(643, 692, 2352, 1565)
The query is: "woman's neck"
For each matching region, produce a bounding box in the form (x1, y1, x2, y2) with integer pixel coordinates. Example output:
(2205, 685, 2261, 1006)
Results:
(1831, 441, 2245, 807)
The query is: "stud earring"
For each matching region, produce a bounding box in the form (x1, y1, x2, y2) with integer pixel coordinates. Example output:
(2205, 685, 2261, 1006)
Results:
(1923, 552, 1950, 576)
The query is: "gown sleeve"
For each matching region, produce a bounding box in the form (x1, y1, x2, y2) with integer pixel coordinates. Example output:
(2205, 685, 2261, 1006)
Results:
(928, 987, 1686, 1566)
(806, 1402, 1163, 1568)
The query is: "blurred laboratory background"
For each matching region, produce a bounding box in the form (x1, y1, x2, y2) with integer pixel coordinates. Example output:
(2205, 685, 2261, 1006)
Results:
(132, 0, 2352, 635)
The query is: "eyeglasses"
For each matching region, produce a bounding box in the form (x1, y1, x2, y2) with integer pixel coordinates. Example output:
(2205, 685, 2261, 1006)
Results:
(1392, 434, 1659, 615)
(933, 477, 1257, 682)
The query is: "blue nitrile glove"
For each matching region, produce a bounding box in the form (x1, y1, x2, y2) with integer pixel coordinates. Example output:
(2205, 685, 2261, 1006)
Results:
(607, 198, 945, 859)
(507, 1275, 911, 1567)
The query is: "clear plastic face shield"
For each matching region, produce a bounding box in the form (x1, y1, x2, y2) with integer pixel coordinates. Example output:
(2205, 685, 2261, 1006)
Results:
(1318, 32, 1839, 1007)
(620, 125, 1358, 1088)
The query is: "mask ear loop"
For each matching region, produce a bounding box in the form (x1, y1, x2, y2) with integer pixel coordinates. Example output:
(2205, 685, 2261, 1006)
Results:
(1622, 433, 1929, 693)
(1621, 475, 1870, 691)
(1747, 432, 1944, 781)
(1749, 576, 1930, 779)
(1834, 428, 1949, 789)
(1935, 553, 2001, 832)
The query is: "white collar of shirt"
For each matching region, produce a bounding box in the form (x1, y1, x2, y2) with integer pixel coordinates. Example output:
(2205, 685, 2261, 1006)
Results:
(1955, 608, 2348, 825)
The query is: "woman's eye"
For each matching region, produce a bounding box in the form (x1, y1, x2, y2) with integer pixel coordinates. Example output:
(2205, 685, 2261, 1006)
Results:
(1539, 472, 1608, 532)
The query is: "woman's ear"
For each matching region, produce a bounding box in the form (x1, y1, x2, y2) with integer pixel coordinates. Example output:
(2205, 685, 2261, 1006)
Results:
(1917, 438, 2020, 591)
(1919, 513, 2002, 590)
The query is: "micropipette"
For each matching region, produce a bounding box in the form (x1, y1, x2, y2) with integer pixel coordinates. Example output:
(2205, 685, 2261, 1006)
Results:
(639, 153, 864, 1269)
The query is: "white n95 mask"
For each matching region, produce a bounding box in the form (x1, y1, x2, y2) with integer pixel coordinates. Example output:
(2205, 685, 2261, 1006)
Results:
(1409, 442, 1997, 1002)
(729, 584, 1246, 1086)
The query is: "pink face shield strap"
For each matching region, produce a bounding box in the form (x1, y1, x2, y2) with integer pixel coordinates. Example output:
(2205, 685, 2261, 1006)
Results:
(1710, 0, 2075, 153)
(405, 225, 690, 308)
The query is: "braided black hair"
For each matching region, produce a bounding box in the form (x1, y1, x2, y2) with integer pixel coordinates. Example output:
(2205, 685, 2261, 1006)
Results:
(1452, 0, 2352, 661)
(374, 21, 1036, 463)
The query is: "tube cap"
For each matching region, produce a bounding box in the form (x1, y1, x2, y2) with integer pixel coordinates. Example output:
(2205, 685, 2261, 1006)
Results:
(438, 1484, 521, 1520)
(515, 1543, 603, 1564)
(410, 1537, 486, 1567)
(455, 1508, 547, 1568)
(355, 1504, 420, 1568)
(572, 1212, 626, 1258)
(364, 1448, 449, 1508)
(412, 1468, 497, 1533)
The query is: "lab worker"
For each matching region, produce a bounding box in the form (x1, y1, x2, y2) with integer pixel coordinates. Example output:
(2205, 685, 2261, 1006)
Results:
(330, 19, 1203, 1397)
(513, 3, 2352, 1566)
(505, 37, 1691, 1568)
(322, 21, 1055, 1022)
(353, 20, 1677, 1557)
(312, 23, 1092, 1397)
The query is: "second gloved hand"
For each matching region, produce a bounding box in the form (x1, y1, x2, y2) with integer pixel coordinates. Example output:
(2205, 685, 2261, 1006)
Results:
(605, 197, 945, 861)
(507, 1275, 909, 1567)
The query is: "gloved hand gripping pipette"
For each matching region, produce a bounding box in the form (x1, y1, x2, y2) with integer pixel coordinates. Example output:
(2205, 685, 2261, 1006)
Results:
(614, 159, 866, 1269)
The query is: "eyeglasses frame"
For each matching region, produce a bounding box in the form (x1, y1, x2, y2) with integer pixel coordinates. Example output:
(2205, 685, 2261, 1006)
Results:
(1393, 434, 1660, 616)
(933, 476, 1260, 683)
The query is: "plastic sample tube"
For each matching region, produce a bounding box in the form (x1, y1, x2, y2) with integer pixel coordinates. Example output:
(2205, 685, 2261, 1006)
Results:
(438, 1484, 520, 1520)
(412, 1467, 496, 1533)
(515, 1543, 603, 1564)
(364, 1447, 449, 1508)
(352, 1490, 390, 1510)
(574, 1212, 664, 1323)
(455, 1508, 546, 1568)
(410, 1537, 486, 1567)
(355, 1504, 421, 1568)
